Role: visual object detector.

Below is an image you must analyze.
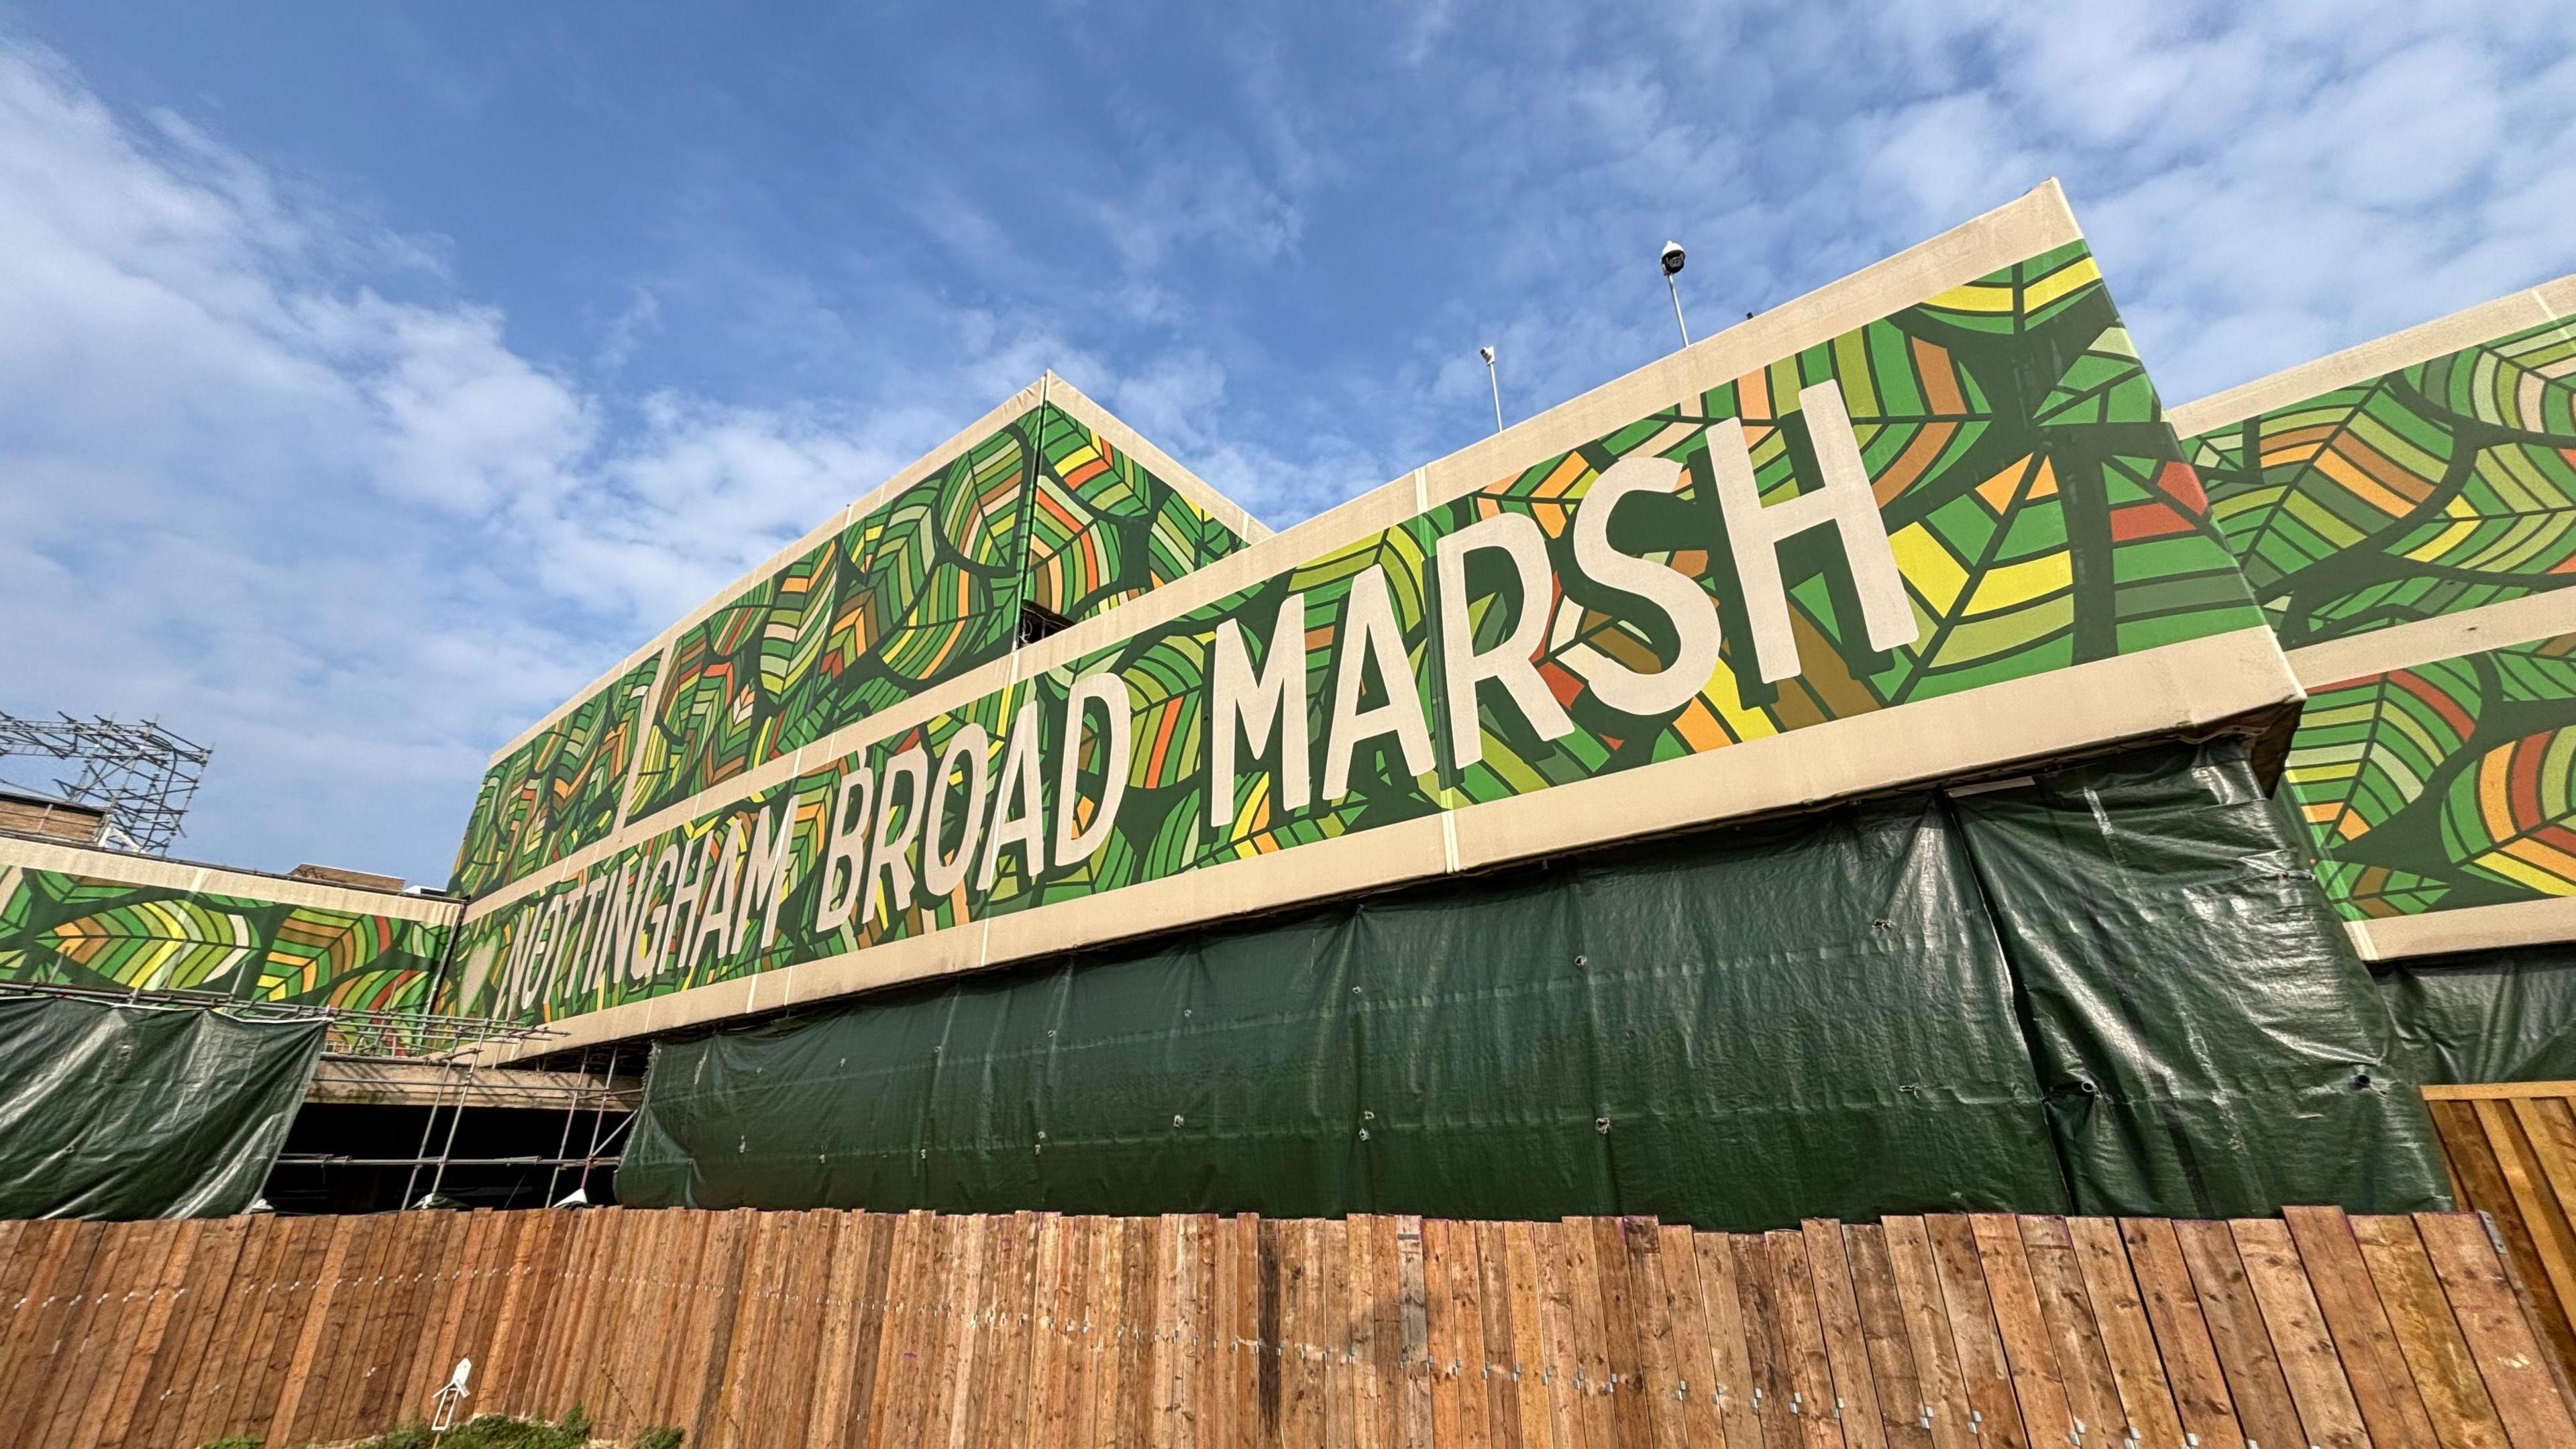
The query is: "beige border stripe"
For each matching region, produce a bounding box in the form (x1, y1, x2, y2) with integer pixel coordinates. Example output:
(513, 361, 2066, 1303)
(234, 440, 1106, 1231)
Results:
(462, 178, 2100, 924)
(0, 833, 460, 925)
(2167, 272, 2576, 441)
(477, 625, 2296, 1063)
(2347, 896, 2576, 963)
(2285, 590, 2576, 688)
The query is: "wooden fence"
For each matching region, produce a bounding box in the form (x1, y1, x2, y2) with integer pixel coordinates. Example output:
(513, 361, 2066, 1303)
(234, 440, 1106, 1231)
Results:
(1, 1205, 2571, 1449)
(2426, 1080, 2576, 1391)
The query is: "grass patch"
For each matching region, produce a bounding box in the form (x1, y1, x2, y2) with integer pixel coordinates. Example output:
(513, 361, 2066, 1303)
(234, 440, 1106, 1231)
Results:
(195, 1407, 683, 1448)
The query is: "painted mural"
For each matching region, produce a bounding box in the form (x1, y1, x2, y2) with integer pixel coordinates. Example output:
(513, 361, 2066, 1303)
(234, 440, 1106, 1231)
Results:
(615, 403, 1251, 829)
(448, 655, 661, 898)
(2186, 313, 2576, 650)
(2283, 631, 2576, 921)
(0, 863, 453, 1012)
(1024, 403, 1252, 625)
(2184, 303, 2576, 929)
(443, 239, 2273, 1024)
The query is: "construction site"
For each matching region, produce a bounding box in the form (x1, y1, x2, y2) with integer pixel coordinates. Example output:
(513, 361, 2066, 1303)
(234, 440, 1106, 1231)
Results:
(6, 180, 2576, 1448)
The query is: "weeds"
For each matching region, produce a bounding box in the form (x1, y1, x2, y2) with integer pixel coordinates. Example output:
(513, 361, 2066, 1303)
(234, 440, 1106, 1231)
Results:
(196, 1406, 683, 1448)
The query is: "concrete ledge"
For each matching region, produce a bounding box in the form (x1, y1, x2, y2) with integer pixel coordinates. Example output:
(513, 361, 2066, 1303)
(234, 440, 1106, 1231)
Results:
(2347, 896, 2576, 961)
(2285, 590, 2576, 688)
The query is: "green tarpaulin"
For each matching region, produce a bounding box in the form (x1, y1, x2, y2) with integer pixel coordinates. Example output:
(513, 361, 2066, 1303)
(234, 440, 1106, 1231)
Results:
(2375, 947, 2576, 1085)
(0, 996, 325, 1219)
(1949, 747, 2446, 1217)
(621, 739, 2451, 1226)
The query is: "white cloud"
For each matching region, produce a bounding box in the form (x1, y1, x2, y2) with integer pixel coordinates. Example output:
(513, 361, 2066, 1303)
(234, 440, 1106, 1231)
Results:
(2, 3, 2570, 885)
(0, 40, 1046, 881)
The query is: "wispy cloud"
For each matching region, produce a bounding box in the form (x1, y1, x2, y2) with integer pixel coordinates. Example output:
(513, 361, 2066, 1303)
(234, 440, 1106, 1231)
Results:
(0, 4, 2569, 883)
(0, 40, 1071, 879)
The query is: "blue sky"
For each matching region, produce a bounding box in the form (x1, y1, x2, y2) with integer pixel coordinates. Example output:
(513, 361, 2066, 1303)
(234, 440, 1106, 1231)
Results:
(1, 2, 2570, 883)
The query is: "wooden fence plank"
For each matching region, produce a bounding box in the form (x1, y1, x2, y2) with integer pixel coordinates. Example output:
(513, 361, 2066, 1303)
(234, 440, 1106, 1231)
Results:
(1880, 1218, 1975, 1449)
(181, 1216, 288, 1446)
(1589, 1218, 1647, 1449)
(1085, 1214, 1124, 1449)
(1844, 1224, 1935, 1449)
(2118, 1220, 2248, 1449)
(2062, 1219, 2189, 1449)
(1622, 1220, 1682, 1449)
(25, 1218, 127, 1449)
(2016, 1218, 2122, 1449)
(1923, 1216, 2027, 1449)
(0, 1220, 70, 1415)
(2436, 1101, 2576, 1381)
(1660, 1223, 1725, 1449)
(1693, 1232, 1760, 1449)
(790, 1212, 849, 1446)
(1238, 1214, 1267, 1449)
(2229, 1216, 2370, 1449)
(99, 1218, 213, 1449)
(230, 1216, 329, 1446)
(1770, 1228, 1848, 1449)
(1509, 1222, 1559, 1449)
(2419, 1213, 2576, 1449)
(1392, 1216, 1428, 1449)
(811, 1212, 875, 1449)
(1805, 1220, 1890, 1449)
(0, 1220, 107, 1448)
(1737, 1232, 1802, 1449)
(1481, 1219, 1525, 1449)
(1460, 1220, 1501, 1448)
(1570, 1217, 1625, 1449)
(16, 1205, 2576, 1449)
(2282, 1206, 2443, 1449)
(1346, 1214, 1381, 1449)
(2170, 1220, 2304, 1449)
(643, 1211, 714, 1431)
(30, 1214, 150, 1449)
(136, 1218, 250, 1449)
(2352, 1215, 2513, 1449)
(1193, 1215, 1221, 1449)
(2478, 1102, 2576, 1381)
(1534, 1221, 1591, 1449)
(1968, 1214, 2074, 1449)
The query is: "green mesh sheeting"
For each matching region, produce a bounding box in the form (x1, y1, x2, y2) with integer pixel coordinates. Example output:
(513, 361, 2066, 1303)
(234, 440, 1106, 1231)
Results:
(621, 739, 2452, 1226)
(0, 996, 325, 1219)
(1948, 743, 2449, 1218)
(2374, 946, 2576, 1085)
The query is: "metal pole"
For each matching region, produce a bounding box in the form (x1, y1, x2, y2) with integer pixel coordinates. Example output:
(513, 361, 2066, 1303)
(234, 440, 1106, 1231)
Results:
(1481, 347, 1503, 435)
(543, 1044, 592, 1206)
(577, 1045, 623, 1200)
(1666, 274, 1691, 347)
(401, 1055, 461, 1209)
(425, 1054, 478, 1205)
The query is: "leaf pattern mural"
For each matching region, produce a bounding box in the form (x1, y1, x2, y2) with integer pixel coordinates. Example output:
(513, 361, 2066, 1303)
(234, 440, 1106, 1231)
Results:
(441, 240, 2282, 1026)
(2443, 727, 2576, 896)
(0, 864, 451, 1010)
(2186, 313, 2576, 648)
(598, 402, 1254, 845)
(2284, 658, 2479, 847)
(448, 655, 661, 897)
(2277, 634, 2576, 920)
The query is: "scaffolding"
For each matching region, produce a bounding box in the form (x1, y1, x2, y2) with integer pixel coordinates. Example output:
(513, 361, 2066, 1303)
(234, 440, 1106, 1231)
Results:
(0, 712, 211, 854)
(0, 978, 627, 1209)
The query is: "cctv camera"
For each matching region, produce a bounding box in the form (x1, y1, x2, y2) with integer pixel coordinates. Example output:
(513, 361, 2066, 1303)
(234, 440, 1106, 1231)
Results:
(1479, 346, 1495, 365)
(1659, 241, 1686, 276)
